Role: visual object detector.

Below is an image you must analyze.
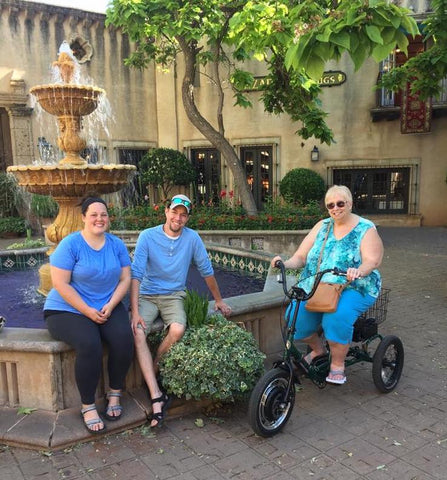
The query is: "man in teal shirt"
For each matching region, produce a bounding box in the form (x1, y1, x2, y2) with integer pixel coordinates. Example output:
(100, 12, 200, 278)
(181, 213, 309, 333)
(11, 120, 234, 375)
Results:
(130, 194, 231, 427)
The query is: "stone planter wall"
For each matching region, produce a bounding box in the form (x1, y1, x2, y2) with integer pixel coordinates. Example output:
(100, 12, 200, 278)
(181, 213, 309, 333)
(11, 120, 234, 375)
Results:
(113, 229, 308, 256)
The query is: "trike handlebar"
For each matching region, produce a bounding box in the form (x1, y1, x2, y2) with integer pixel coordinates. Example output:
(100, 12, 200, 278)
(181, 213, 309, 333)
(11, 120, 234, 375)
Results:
(274, 260, 347, 301)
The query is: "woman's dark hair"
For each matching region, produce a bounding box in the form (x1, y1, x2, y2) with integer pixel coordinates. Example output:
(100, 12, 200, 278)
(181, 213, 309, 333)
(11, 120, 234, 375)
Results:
(80, 197, 107, 215)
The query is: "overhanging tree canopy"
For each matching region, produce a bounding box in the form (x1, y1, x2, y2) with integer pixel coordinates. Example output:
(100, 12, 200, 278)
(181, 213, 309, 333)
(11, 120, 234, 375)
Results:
(106, 0, 418, 214)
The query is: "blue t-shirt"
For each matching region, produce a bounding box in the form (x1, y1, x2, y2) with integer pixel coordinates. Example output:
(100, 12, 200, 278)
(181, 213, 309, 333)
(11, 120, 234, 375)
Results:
(298, 217, 382, 298)
(44, 231, 131, 313)
(131, 225, 214, 295)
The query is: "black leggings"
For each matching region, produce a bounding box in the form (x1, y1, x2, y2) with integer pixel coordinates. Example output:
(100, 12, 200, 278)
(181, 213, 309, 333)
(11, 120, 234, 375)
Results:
(45, 303, 134, 405)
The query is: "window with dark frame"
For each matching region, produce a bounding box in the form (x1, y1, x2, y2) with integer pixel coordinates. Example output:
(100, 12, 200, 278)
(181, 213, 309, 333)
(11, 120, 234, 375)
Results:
(241, 146, 273, 210)
(191, 148, 220, 205)
(333, 167, 410, 214)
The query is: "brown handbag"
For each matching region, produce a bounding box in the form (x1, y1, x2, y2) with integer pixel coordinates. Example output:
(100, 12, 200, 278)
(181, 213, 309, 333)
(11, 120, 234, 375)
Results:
(305, 222, 348, 313)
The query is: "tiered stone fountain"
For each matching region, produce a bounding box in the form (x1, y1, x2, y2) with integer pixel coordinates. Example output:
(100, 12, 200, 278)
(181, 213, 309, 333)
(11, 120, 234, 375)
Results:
(7, 50, 136, 295)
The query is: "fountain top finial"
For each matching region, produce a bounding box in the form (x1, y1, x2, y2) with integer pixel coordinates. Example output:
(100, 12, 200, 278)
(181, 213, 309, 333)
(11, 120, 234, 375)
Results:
(53, 51, 76, 84)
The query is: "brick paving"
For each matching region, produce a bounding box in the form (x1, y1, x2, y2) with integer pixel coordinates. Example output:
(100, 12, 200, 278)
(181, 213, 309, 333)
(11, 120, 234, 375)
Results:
(1, 226, 446, 479)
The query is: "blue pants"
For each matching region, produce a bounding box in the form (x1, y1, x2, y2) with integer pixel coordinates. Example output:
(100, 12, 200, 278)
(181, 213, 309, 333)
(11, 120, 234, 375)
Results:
(286, 289, 377, 345)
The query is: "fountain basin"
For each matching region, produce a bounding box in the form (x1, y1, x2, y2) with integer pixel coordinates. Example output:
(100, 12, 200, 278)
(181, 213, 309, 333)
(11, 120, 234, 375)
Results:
(29, 84, 104, 116)
(7, 164, 136, 197)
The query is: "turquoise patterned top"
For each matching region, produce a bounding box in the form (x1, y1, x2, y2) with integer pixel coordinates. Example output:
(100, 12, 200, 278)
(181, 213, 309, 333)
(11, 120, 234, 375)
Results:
(298, 217, 382, 298)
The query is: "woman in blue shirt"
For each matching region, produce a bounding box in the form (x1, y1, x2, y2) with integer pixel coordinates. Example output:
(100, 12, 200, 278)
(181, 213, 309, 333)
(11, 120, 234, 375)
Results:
(44, 197, 133, 434)
(271, 185, 384, 385)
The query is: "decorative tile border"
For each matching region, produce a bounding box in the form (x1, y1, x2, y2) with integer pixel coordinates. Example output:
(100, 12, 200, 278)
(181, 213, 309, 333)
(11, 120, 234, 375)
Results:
(207, 247, 271, 279)
(0, 248, 48, 273)
(0, 243, 271, 280)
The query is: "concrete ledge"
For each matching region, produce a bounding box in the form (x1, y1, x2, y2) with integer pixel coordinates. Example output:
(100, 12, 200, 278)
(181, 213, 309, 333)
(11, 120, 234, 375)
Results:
(0, 387, 213, 451)
(0, 327, 71, 352)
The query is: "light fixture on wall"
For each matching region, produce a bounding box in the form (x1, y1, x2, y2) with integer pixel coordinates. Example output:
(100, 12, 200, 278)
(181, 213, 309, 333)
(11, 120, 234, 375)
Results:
(310, 145, 319, 162)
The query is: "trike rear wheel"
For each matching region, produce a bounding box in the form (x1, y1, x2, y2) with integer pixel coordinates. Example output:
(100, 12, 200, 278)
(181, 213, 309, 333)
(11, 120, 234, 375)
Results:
(248, 367, 295, 437)
(372, 335, 404, 393)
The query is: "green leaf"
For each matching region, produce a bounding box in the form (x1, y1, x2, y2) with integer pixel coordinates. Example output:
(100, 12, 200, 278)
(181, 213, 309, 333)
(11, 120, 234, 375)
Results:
(401, 15, 419, 36)
(330, 31, 350, 50)
(305, 56, 325, 81)
(366, 25, 383, 45)
(18, 407, 36, 415)
(372, 42, 397, 63)
(395, 30, 409, 55)
(316, 27, 332, 43)
(351, 43, 368, 71)
(195, 418, 204, 428)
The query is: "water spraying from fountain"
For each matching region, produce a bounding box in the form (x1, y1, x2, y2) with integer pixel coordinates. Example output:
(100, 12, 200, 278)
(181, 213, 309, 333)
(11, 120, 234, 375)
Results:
(7, 44, 136, 295)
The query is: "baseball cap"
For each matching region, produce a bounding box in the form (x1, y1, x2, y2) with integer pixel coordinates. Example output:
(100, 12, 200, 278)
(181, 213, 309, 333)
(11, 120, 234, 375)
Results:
(169, 194, 192, 213)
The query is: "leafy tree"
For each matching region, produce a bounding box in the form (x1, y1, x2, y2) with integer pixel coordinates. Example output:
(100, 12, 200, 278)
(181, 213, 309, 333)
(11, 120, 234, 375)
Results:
(140, 148, 196, 201)
(106, 0, 417, 215)
(379, 0, 447, 100)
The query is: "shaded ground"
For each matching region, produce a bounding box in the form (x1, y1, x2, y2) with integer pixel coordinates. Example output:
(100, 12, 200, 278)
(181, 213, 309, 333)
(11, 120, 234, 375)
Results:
(1, 227, 447, 479)
(0, 265, 265, 328)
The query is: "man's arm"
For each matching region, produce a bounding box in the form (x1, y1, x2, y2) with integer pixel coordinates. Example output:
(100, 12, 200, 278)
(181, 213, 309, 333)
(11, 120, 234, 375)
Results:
(204, 275, 232, 317)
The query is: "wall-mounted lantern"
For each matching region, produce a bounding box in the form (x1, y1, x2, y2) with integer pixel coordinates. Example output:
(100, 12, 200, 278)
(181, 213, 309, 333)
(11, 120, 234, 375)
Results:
(311, 145, 319, 162)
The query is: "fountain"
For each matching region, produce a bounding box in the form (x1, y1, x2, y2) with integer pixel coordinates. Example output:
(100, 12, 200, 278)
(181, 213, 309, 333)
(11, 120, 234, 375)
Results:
(7, 46, 136, 295)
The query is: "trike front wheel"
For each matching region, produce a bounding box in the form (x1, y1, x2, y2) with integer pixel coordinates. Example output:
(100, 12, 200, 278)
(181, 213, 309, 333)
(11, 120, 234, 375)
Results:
(372, 335, 404, 393)
(248, 367, 295, 437)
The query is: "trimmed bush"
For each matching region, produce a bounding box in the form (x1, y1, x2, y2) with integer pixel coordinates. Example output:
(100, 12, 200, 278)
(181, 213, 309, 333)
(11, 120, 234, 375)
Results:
(279, 168, 325, 204)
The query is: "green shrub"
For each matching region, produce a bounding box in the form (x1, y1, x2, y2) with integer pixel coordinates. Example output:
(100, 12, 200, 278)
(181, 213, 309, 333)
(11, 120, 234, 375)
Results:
(31, 194, 59, 218)
(279, 168, 325, 204)
(0, 173, 24, 218)
(0, 217, 27, 235)
(160, 314, 265, 401)
(6, 238, 46, 250)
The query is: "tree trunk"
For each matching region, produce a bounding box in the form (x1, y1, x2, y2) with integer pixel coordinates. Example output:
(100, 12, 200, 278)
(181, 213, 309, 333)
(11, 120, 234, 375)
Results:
(177, 37, 258, 215)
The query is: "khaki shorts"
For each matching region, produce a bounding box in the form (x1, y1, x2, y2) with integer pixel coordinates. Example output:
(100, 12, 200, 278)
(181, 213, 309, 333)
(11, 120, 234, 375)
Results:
(138, 291, 187, 335)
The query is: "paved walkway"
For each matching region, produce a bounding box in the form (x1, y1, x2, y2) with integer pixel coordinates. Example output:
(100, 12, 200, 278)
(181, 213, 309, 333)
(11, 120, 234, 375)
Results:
(1, 226, 446, 479)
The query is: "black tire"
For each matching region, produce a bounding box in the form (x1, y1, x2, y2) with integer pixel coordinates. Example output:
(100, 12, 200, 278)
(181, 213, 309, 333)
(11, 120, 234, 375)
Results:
(248, 367, 295, 437)
(372, 335, 404, 393)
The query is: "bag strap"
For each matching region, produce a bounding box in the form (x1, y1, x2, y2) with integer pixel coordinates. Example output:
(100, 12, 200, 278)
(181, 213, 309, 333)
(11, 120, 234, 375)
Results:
(315, 220, 351, 288)
(315, 221, 331, 273)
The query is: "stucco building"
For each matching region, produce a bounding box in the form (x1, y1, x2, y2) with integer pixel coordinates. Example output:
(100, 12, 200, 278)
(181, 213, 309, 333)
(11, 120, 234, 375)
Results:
(1, 0, 446, 225)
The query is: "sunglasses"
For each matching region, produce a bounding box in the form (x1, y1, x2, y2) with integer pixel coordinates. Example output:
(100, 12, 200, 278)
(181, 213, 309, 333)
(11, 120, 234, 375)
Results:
(171, 198, 192, 208)
(326, 201, 346, 210)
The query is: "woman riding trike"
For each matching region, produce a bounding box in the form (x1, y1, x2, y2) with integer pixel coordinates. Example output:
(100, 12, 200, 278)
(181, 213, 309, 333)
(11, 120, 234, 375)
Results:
(248, 185, 404, 437)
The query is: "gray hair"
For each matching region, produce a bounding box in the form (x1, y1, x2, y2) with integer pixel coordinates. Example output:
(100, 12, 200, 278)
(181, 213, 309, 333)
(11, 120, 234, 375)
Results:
(325, 185, 353, 203)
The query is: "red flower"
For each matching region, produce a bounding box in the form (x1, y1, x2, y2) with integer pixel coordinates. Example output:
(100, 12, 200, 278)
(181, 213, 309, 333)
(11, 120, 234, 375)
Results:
(220, 190, 227, 198)
(229, 190, 234, 198)
(154, 205, 159, 211)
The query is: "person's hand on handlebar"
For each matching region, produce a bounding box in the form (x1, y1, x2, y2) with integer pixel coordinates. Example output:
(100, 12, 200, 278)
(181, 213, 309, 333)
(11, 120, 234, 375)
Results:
(346, 267, 363, 282)
(271, 256, 283, 268)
